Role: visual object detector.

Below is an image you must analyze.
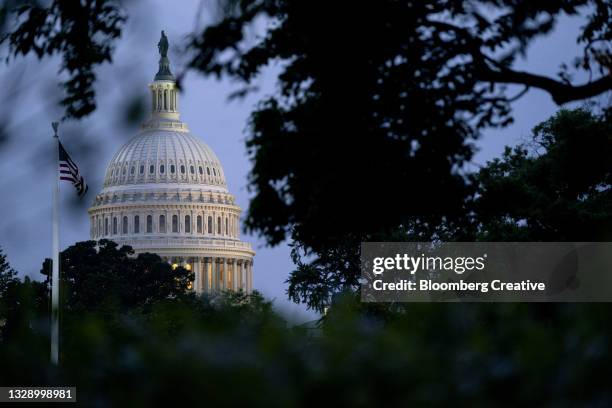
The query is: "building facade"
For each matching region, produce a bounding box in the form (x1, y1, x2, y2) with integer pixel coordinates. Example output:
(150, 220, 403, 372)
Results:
(88, 32, 254, 293)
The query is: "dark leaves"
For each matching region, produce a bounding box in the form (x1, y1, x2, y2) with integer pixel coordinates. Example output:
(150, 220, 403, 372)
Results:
(1, 0, 126, 119)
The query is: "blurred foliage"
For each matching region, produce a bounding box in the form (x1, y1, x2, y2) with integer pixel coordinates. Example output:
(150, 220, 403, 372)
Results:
(2, 242, 612, 405)
(0, 0, 125, 118)
(2, 272, 612, 406)
(468, 107, 612, 241)
(185, 1, 612, 311)
(287, 108, 612, 311)
(188, 0, 611, 249)
(0, 244, 17, 294)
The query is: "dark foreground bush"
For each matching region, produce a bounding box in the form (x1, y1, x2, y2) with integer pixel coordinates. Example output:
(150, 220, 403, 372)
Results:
(1, 292, 611, 407)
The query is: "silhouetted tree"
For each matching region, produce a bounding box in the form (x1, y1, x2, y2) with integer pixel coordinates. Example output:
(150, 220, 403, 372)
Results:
(470, 108, 612, 241)
(2, 1, 611, 312)
(0, 0, 125, 118)
(0, 245, 17, 296)
(185, 2, 611, 311)
(0, 247, 48, 343)
(39, 239, 193, 315)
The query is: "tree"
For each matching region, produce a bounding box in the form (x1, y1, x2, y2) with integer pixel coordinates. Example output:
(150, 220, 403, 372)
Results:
(0, 246, 48, 343)
(0, 245, 17, 296)
(184, 2, 611, 311)
(470, 108, 612, 241)
(187, 0, 611, 248)
(2, 1, 611, 312)
(39, 239, 194, 315)
(0, 0, 125, 118)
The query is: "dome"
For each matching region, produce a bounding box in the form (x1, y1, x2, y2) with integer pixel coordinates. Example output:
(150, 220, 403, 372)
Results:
(88, 31, 254, 294)
(102, 128, 228, 192)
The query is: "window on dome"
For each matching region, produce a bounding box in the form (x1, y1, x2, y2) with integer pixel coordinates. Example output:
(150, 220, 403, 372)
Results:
(170, 165, 175, 174)
(225, 218, 228, 235)
(140, 165, 145, 174)
(113, 217, 118, 235)
(110, 169, 114, 177)
(160, 164, 165, 174)
(105, 218, 109, 235)
(150, 165, 155, 174)
(131, 167, 135, 175)
(197, 215, 202, 233)
(146, 215, 152, 233)
(217, 217, 221, 234)
(180, 165, 185, 174)
(206, 167, 210, 175)
(213, 168, 217, 176)
(172, 215, 178, 232)
(122, 167, 126, 175)
(208, 216, 212, 233)
(190, 165, 195, 174)
(185, 215, 191, 233)
(98, 219, 102, 237)
(159, 215, 166, 233)
(134, 215, 140, 234)
(122, 216, 128, 234)
(198, 166, 203, 175)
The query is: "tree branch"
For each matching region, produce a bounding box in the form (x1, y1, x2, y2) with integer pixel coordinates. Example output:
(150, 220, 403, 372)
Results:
(479, 63, 612, 105)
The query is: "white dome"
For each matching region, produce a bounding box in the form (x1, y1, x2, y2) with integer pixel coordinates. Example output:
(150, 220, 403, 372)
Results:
(103, 127, 227, 192)
(89, 32, 254, 295)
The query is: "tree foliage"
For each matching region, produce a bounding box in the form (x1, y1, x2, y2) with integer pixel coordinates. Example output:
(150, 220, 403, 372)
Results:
(289, 108, 611, 311)
(0, 245, 17, 296)
(186, 2, 611, 311)
(39, 239, 193, 314)
(470, 108, 612, 241)
(188, 0, 611, 251)
(0, 0, 125, 118)
(2, 293, 612, 405)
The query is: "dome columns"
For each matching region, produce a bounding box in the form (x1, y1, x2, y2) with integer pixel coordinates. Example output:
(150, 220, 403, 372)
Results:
(161, 256, 252, 294)
(149, 81, 179, 120)
(190, 256, 253, 294)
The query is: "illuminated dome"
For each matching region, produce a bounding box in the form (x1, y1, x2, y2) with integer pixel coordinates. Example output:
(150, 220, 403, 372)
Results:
(102, 126, 228, 191)
(88, 31, 254, 293)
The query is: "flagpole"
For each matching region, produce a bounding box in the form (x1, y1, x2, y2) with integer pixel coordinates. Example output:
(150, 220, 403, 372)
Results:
(51, 122, 60, 365)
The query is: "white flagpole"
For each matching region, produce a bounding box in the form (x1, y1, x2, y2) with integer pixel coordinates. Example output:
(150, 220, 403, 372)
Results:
(51, 122, 60, 365)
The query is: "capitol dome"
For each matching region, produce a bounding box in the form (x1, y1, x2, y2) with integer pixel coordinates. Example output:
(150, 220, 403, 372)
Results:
(88, 31, 254, 293)
(103, 128, 228, 191)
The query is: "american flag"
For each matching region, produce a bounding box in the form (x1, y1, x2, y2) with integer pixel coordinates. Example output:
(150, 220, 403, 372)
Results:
(59, 141, 88, 197)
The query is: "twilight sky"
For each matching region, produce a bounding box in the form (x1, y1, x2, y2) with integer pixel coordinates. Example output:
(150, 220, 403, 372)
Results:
(0, 1, 600, 322)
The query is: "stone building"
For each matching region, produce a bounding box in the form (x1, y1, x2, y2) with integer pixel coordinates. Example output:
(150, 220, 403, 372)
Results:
(88, 32, 254, 293)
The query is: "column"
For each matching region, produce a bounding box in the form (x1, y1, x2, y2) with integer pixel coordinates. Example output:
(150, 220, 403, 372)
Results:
(236, 260, 241, 291)
(247, 261, 253, 293)
(226, 259, 231, 291)
(244, 261, 249, 293)
(194, 258, 201, 293)
(241, 261, 246, 291)
(213, 258, 219, 291)
(202, 257, 209, 293)
(221, 258, 227, 290)
(230, 259, 235, 291)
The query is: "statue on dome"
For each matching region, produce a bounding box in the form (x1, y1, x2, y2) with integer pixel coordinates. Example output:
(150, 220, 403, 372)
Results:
(158, 30, 169, 58)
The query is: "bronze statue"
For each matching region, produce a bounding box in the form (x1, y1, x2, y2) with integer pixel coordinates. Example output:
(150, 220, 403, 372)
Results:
(154, 30, 174, 80)
(158, 30, 169, 58)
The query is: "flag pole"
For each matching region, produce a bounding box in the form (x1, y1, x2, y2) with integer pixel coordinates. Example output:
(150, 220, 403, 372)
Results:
(51, 122, 60, 365)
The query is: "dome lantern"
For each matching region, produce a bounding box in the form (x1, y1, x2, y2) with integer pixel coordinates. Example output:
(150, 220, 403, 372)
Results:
(148, 30, 179, 122)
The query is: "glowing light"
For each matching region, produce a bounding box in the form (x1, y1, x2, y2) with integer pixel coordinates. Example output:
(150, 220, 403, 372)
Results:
(185, 264, 191, 271)
(172, 263, 178, 270)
